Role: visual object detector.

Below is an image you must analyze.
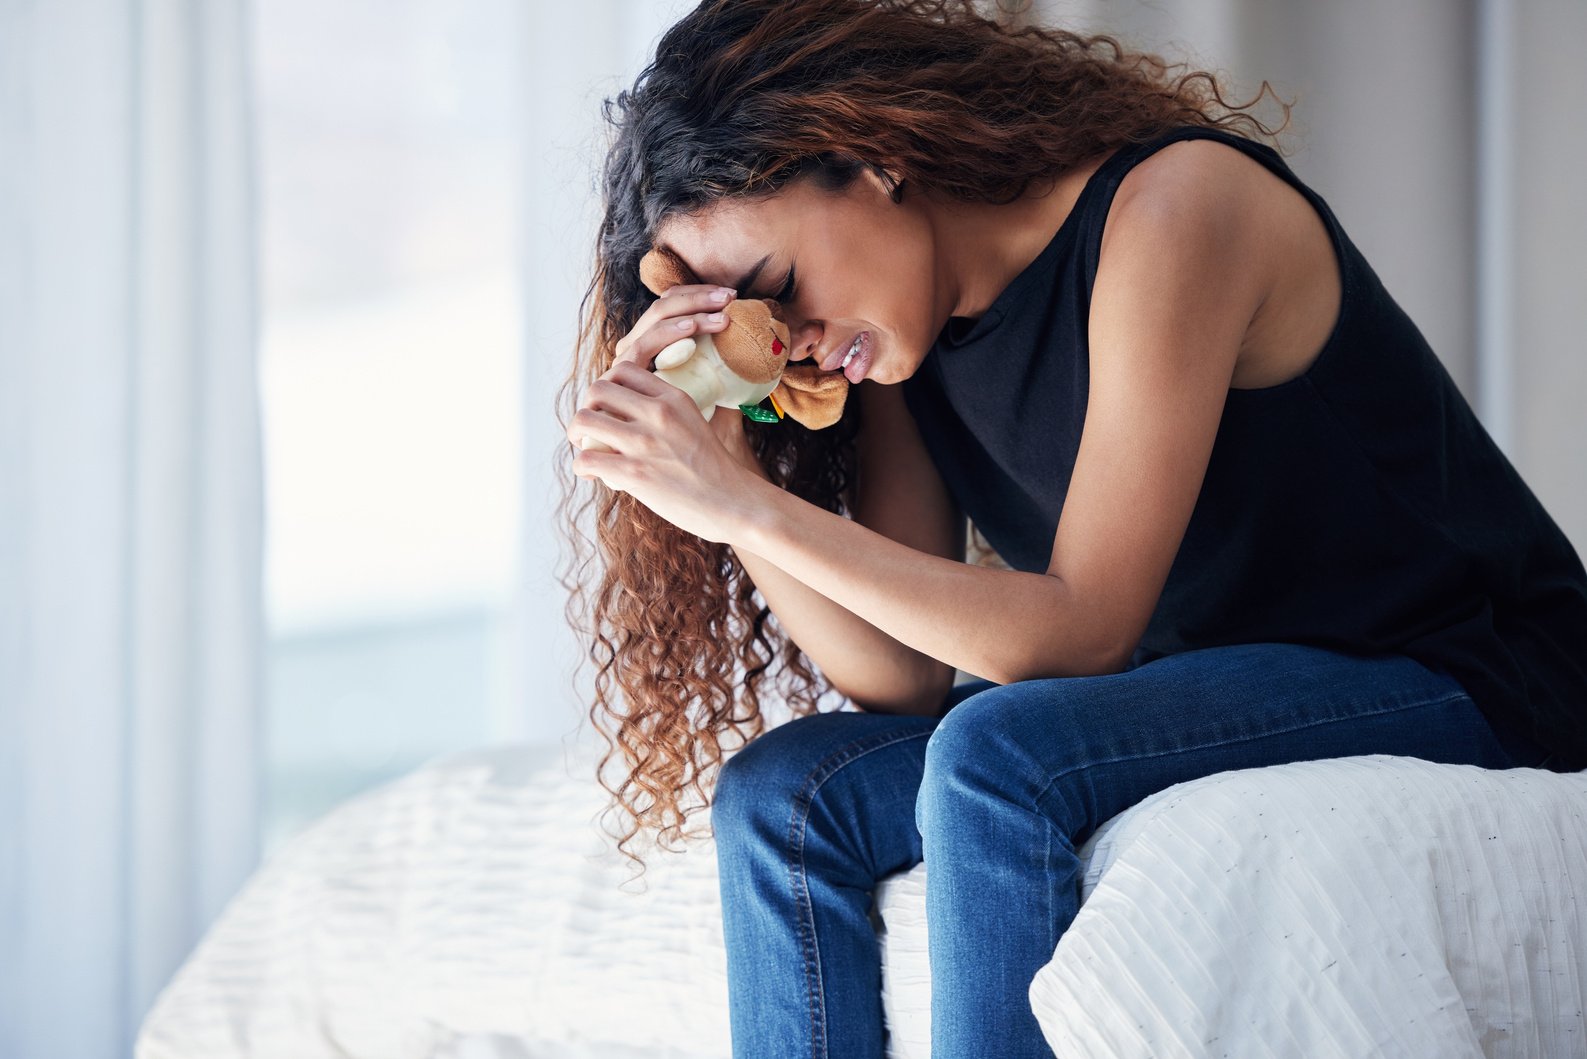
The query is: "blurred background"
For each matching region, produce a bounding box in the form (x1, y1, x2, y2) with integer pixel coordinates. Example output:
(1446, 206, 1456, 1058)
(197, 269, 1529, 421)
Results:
(2, 0, 1583, 1055)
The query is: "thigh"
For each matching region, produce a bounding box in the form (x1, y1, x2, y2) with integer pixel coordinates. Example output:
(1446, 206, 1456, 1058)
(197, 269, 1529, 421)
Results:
(924, 641, 1525, 844)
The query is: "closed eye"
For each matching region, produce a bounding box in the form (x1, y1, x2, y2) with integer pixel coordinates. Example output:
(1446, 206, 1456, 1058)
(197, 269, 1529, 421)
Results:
(773, 266, 796, 303)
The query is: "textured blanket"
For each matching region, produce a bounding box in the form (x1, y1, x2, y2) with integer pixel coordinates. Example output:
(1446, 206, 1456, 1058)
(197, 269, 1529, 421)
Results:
(137, 743, 1586, 1058)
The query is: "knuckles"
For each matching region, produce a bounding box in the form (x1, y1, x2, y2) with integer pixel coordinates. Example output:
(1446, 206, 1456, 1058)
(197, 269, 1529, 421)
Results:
(653, 381, 690, 414)
(567, 360, 694, 445)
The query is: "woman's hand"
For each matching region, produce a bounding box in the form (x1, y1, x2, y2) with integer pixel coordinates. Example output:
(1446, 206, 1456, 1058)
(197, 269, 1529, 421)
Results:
(568, 283, 765, 544)
(703, 375, 767, 477)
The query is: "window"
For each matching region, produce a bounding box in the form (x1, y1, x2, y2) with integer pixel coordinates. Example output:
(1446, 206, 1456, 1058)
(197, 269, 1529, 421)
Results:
(255, 0, 525, 855)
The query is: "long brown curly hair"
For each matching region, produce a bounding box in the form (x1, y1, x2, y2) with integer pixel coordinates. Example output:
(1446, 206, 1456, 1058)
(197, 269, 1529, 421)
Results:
(554, 0, 1294, 882)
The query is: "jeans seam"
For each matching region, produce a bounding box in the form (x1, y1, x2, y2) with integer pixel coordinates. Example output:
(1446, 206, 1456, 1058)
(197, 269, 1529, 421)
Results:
(1031, 689, 1472, 809)
(787, 726, 933, 1059)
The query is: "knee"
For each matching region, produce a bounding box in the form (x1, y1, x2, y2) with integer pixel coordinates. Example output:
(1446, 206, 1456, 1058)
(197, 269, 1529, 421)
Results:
(917, 685, 1036, 820)
(916, 681, 1101, 833)
(710, 710, 860, 849)
(923, 683, 1051, 775)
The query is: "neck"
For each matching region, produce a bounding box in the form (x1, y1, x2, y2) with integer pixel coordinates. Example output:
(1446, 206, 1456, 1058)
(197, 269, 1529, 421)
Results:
(924, 151, 1117, 326)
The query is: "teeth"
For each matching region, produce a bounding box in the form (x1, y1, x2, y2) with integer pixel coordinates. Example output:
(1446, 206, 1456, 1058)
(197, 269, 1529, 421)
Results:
(840, 336, 861, 369)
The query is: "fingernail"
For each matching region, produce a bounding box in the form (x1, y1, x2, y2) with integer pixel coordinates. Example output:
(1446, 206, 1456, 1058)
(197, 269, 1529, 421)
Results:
(709, 289, 730, 303)
(707, 311, 725, 323)
(676, 318, 693, 330)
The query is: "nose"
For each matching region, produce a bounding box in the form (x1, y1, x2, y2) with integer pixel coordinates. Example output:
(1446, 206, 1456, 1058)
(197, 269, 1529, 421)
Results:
(786, 320, 821, 364)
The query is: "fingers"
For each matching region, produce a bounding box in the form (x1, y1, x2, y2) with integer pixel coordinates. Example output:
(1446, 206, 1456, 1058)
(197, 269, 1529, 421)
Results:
(568, 405, 640, 456)
(614, 286, 736, 367)
(575, 282, 736, 461)
(569, 363, 691, 455)
(657, 282, 736, 305)
(585, 365, 672, 410)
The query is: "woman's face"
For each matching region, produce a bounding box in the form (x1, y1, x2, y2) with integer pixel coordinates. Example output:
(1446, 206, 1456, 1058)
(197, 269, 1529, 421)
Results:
(653, 168, 944, 386)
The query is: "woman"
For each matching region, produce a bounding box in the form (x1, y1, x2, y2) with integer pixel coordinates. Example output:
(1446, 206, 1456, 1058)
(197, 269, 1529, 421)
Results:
(556, 1, 1587, 1056)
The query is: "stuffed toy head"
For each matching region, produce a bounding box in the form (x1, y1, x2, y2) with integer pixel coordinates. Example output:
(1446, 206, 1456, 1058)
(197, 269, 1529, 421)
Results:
(637, 246, 850, 430)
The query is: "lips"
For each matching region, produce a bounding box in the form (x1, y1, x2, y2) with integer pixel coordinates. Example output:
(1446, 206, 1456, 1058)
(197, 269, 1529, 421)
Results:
(842, 331, 872, 383)
(822, 332, 866, 372)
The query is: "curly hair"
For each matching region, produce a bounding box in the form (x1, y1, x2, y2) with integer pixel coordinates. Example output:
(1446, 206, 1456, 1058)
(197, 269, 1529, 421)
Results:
(553, 0, 1293, 884)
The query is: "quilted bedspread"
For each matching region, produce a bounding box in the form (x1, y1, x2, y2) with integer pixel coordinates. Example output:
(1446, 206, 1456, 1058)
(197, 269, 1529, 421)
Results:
(137, 740, 1587, 1058)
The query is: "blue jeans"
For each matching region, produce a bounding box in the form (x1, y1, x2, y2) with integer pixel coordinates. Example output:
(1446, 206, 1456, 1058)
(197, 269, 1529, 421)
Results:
(708, 641, 1552, 1059)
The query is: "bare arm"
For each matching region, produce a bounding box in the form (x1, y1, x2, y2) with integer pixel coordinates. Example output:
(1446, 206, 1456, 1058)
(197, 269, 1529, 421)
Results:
(719, 145, 1271, 685)
(729, 477, 1112, 686)
(573, 278, 957, 714)
(720, 382, 960, 715)
(575, 144, 1269, 690)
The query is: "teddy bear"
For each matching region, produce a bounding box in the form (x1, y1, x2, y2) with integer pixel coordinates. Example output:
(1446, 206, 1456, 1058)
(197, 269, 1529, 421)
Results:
(578, 246, 850, 454)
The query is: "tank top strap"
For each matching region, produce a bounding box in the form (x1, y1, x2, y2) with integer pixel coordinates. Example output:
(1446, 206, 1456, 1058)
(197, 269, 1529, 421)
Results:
(1079, 125, 1340, 259)
(1073, 124, 1362, 397)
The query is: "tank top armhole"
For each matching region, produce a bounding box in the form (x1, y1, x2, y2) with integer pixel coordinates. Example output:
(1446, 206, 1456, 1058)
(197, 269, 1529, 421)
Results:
(1087, 126, 1359, 400)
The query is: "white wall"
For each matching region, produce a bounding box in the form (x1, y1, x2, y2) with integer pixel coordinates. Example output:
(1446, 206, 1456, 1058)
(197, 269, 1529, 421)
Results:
(1513, 0, 1587, 553)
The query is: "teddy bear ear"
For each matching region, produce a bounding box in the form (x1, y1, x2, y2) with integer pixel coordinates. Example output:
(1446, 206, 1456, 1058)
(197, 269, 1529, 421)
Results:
(638, 246, 697, 297)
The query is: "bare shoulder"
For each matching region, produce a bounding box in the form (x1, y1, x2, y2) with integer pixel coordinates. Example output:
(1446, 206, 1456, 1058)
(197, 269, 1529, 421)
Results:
(1103, 137, 1278, 248)
(1090, 137, 1275, 321)
(1115, 135, 1282, 209)
(1106, 134, 1342, 391)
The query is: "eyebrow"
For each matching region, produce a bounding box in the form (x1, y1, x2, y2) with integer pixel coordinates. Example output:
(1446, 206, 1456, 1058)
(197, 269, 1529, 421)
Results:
(731, 253, 772, 295)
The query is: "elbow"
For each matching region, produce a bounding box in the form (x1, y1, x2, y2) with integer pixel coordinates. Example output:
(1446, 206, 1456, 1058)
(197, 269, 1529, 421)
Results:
(1090, 638, 1137, 676)
(846, 658, 957, 717)
(999, 624, 1136, 684)
(997, 577, 1136, 683)
(999, 650, 1127, 685)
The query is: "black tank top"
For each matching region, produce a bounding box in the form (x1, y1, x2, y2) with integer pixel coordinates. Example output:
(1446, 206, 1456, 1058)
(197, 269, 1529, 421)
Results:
(900, 124, 1587, 772)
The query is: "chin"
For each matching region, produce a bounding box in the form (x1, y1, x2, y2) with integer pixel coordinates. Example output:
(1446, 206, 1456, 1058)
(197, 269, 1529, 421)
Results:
(874, 357, 920, 387)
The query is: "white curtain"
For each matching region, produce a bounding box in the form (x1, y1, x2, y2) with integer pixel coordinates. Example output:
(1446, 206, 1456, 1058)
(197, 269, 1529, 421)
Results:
(511, 0, 704, 745)
(0, 2, 262, 1058)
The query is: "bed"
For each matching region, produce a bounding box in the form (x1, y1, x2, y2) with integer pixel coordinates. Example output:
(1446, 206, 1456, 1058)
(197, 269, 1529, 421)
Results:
(136, 737, 1587, 1058)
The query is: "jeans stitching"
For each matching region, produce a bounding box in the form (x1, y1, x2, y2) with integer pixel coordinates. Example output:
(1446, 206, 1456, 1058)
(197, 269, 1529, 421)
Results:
(1030, 689, 1473, 809)
(787, 725, 933, 1059)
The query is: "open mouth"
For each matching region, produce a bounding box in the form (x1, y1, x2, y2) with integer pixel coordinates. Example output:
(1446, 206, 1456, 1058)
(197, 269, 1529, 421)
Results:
(837, 334, 861, 369)
(837, 331, 871, 382)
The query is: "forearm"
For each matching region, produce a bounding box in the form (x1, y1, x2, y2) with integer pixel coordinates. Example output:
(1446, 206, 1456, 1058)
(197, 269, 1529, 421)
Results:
(731, 459, 954, 715)
(728, 473, 1122, 686)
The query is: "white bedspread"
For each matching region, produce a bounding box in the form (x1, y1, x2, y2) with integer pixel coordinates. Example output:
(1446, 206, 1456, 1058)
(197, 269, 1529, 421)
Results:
(1027, 755, 1587, 1058)
(139, 742, 742, 1059)
(136, 742, 1586, 1059)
